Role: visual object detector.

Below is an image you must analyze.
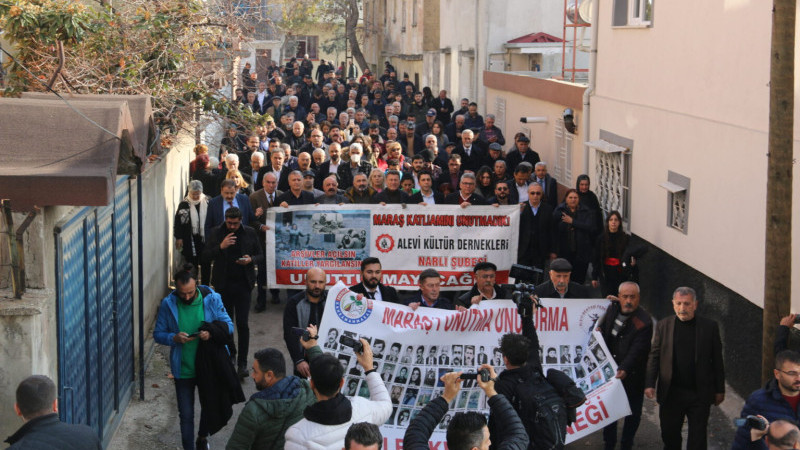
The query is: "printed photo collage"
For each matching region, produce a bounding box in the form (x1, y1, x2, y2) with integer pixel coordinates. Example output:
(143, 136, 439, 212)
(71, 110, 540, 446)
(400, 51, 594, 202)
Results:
(322, 328, 504, 429)
(540, 332, 616, 394)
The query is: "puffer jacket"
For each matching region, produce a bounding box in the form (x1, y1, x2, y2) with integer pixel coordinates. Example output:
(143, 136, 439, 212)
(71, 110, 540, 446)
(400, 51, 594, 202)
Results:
(284, 371, 392, 450)
(732, 378, 800, 449)
(226, 376, 315, 450)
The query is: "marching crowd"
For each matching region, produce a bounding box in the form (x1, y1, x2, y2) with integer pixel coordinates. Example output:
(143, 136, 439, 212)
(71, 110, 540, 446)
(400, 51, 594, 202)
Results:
(5, 58, 800, 450)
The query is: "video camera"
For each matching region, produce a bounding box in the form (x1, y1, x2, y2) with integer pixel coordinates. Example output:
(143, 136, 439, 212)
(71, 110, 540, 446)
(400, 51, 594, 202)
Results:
(508, 264, 544, 317)
(339, 335, 364, 354)
(460, 368, 492, 382)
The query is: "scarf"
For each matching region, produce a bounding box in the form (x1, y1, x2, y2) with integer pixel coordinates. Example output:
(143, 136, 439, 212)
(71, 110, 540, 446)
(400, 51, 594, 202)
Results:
(185, 194, 208, 238)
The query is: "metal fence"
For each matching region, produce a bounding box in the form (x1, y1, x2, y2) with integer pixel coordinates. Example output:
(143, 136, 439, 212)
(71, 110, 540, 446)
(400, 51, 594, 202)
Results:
(55, 176, 134, 444)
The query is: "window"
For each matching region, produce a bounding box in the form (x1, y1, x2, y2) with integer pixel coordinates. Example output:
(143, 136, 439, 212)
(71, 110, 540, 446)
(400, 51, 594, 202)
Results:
(401, 0, 407, 32)
(613, 0, 653, 27)
(586, 135, 631, 224)
(494, 97, 506, 131)
(393, 0, 397, 23)
(412, 0, 418, 27)
(294, 35, 318, 59)
(553, 118, 573, 186)
(659, 171, 690, 234)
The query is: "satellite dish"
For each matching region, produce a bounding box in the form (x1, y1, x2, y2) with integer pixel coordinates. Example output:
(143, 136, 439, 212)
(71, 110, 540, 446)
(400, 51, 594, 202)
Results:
(566, 0, 593, 25)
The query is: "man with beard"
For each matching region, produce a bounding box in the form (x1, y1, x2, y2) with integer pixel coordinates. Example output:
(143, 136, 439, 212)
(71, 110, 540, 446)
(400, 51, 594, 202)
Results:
(535, 258, 592, 299)
(226, 348, 315, 450)
(314, 142, 342, 189)
(345, 173, 376, 204)
(153, 266, 236, 450)
(203, 207, 263, 377)
(456, 262, 511, 308)
(315, 175, 349, 205)
(283, 268, 328, 378)
(487, 180, 512, 205)
(349, 257, 400, 303)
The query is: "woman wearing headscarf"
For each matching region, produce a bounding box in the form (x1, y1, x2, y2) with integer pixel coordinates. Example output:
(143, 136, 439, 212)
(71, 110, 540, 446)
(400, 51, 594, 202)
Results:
(173, 180, 210, 283)
(576, 174, 604, 240)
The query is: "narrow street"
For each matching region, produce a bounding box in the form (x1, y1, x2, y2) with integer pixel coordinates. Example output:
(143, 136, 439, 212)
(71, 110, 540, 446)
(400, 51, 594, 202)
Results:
(109, 291, 740, 449)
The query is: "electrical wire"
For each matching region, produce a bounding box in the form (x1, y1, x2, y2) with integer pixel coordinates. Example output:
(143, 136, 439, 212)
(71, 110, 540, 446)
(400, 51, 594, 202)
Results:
(0, 43, 122, 141)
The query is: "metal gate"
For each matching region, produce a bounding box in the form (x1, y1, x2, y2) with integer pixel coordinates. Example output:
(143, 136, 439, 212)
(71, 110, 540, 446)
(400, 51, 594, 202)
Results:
(55, 176, 134, 443)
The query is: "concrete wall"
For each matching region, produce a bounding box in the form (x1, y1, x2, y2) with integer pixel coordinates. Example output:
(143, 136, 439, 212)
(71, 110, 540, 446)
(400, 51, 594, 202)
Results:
(484, 71, 587, 190)
(590, 0, 800, 307)
(132, 132, 194, 360)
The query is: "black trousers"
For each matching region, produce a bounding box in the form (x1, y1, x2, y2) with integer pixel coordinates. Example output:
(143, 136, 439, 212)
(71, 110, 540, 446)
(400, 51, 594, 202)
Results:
(658, 387, 711, 450)
(256, 258, 267, 308)
(219, 283, 252, 368)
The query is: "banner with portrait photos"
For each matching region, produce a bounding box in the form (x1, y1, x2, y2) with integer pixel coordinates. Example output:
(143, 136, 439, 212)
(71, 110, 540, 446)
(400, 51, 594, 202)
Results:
(265, 204, 519, 290)
(317, 283, 631, 449)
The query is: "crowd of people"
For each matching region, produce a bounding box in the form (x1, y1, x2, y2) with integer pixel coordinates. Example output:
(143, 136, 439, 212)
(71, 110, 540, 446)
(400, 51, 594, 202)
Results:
(9, 59, 798, 450)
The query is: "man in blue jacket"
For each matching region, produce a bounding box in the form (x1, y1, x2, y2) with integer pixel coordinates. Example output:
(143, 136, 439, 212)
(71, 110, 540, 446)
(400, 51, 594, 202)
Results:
(204, 179, 256, 238)
(154, 264, 234, 450)
(733, 350, 800, 449)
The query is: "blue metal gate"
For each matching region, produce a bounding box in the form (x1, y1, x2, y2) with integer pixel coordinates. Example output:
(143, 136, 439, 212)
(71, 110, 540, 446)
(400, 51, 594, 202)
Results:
(55, 176, 134, 443)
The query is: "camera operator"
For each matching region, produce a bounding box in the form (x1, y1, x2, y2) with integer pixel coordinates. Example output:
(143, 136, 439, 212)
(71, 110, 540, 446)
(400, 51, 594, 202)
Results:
(489, 292, 582, 449)
(403, 367, 529, 450)
(456, 262, 511, 308)
(733, 350, 800, 449)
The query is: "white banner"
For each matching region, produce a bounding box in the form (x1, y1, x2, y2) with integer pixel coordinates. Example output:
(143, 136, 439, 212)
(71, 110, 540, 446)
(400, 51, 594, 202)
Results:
(266, 204, 520, 290)
(316, 282, 631, 449)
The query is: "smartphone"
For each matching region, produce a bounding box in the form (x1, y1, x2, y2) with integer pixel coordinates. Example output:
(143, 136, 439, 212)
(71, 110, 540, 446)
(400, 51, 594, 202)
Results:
(349, 118, 355, 126)
(187, 332, 199, 338)
(339, 335, 364, 353)
(460, 369, 490, 382)
(238, 257, 248, 261)
(734, 415, 767, 430)
(291, 327, 311, 341)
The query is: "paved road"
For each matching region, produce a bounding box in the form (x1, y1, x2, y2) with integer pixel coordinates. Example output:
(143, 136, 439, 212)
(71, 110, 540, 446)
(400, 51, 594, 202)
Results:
(110, 290, 739, 449)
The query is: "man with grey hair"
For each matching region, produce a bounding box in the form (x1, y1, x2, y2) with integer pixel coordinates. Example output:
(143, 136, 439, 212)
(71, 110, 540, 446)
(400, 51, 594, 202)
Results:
(315, 175, 349, 205)
(446, 113, 466, 143)
(506, 134, 539, 173)
(288, 121, 307, 151)
(249, 151, 265, 187)
(337, 143, 373, 190)
(453, 129, 485, 173)
(477, 113, 505, 148)
(277, 171, 315, 206)
(445, 172, 487, 206)
(597, 281, 653, 450)
(646, 286, 725, 450)
(314, 142, 342, 189)
(285, 95, 306, 124)
(532, 161, 558, 206)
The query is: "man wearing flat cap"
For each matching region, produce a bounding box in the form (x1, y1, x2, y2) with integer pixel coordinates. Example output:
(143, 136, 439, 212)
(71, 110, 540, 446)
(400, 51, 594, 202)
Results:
(535, 258, 593, 298)
(505, 135, 540, 174)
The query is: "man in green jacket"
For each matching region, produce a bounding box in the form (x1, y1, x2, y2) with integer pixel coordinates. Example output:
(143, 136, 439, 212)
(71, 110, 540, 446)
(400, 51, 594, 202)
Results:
(226, 345, 317, 449)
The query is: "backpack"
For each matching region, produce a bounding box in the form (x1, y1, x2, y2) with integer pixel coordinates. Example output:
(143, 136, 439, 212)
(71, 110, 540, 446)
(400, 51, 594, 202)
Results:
(507, 367, 567, 450)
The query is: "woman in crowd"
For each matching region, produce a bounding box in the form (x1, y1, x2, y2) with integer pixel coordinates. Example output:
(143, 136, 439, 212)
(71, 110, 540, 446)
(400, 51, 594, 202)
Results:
(191, 154, 220, 198)
(475, 166, 496, 199)
(553, 189, 597, 284)
(576, 174, 604, 240)
(369, 168, 385, 193)
(189, 144, 208, 174)
(430, 121, 449, 151)
(226, 170, 252, 196)
(592, 211, 638, 296)
(173, 181, 210, 283)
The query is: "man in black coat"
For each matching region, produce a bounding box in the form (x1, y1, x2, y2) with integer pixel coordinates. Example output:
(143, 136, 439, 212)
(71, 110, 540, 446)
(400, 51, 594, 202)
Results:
(532, 162, 559, 206)
(535, 258, 593, 298)
(283, 268, 328, 378)
(433, 89, 454, 125)
(451, 129, 485, 173)
(444, 172, 487, 206)
(646, 287, 725, 450)
(504, 135, 540, 174)
(598, 282, 653, 450)
(373, 170, 411, 204)
(456, 261, 511, 308)
(276, 170, 316, 206)
(5, 375, 101, 449)
(518, 183, 555, 270)
(203, 207, 264, 375)
(349, 257, 400, 303)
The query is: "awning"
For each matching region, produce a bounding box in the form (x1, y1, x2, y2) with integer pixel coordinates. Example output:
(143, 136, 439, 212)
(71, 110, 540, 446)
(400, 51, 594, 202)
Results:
(658, 181, 686, 193)
(585, 139, 629, 154)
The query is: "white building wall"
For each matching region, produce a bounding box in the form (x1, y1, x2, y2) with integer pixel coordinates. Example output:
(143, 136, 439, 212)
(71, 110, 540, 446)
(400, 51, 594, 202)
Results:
(589, 0, 800, 307)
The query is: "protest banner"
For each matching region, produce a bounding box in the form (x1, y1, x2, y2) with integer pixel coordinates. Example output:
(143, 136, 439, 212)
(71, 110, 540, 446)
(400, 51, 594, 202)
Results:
(266, 204, 519, 290)
(315, 282, 631, 449)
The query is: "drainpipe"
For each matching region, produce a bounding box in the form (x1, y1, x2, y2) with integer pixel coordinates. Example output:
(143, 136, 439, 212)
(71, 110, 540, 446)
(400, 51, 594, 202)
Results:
(581, 0, 600, 174)
(137, 175, 145, 400)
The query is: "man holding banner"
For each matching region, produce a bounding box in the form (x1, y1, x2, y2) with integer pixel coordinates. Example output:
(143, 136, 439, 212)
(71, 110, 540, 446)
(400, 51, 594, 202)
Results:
(283, 268, 328, 378)
(405, 269, 456, 310)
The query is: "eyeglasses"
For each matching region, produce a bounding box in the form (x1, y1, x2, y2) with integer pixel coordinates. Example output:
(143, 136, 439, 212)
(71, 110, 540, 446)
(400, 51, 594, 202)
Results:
(779, 369, 800, 377)
(529, 192, 543, 195)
